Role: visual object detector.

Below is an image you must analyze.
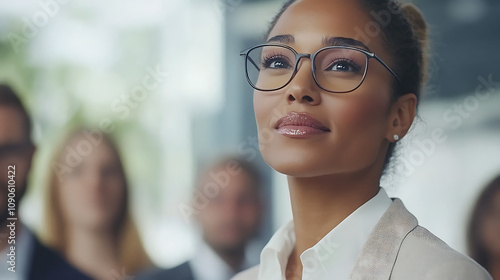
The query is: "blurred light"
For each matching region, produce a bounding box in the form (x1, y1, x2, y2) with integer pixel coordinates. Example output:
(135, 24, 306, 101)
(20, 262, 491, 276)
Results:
(27, 20, 117, 69)
(447, 0, 487, 23)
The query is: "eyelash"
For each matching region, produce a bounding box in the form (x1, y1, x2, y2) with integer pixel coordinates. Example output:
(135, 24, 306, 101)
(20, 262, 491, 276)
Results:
(259, 49, 363, 72)
(326, 58, 361, 72)
(261, 54, 292, 68)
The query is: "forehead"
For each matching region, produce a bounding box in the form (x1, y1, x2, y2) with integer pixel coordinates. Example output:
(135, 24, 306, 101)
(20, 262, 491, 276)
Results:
(0, 106, 27, 144)
(64, 135, 118, 163)
(270, 0, 386, 53)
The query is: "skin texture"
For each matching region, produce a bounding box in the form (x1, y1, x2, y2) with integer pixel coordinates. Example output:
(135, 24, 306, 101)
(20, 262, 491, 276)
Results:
(253, 0, 417, 278)
(195, 165, 262, 271)
(0, 106, 34, 252)
(57, 136, 126, 280)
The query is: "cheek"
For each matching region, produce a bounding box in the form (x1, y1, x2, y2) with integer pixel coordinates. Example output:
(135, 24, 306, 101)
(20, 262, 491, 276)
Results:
(254, 92, 278, 130)
(241, 205, 259, 224)
(101, 176, 126, 218)
(253, 92, 285, 151)
(58, 182, 85, 219)
(331, 91, 390, 132)
(199, 207, 220, 230)
(327, 90, 391, 161)
(105, 177, 125, 200)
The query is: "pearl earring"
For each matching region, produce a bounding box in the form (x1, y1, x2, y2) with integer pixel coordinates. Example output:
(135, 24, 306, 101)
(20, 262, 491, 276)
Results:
(393, 134, 400, 141)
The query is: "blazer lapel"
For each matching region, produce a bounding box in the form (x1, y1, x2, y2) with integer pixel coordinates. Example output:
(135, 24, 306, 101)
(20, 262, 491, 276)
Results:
(349, 199, 418, 280)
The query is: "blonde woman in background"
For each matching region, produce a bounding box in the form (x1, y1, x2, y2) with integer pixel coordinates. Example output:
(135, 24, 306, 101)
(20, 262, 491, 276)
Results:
(42, 128, 152, 280)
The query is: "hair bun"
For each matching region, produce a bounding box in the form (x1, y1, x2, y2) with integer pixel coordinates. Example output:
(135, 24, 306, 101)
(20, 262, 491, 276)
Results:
(402, 3, 429, 83)
(402, 3, 428, 50)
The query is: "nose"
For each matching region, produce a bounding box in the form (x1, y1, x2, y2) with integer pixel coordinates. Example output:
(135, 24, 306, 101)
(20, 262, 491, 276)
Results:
(285, 58, 321, 105)
(86, 168, 105, 192)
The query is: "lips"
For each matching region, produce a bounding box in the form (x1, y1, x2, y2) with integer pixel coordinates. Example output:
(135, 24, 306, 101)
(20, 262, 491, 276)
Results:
(275, 112, 330, 137)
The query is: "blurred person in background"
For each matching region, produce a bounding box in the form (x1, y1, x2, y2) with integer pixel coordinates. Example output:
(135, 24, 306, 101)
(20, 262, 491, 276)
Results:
(42, 128, 152, 280)
(0, 85, 92, 280)
(139, 156, 263, 280)
(468, 175, 500, 280)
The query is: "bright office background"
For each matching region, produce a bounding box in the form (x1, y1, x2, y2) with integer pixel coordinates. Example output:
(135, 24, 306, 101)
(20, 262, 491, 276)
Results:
(0, 0, 499, 268)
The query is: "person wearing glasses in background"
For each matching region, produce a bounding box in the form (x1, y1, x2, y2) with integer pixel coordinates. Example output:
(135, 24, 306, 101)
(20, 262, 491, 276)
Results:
(233, 0, 492, 279)
(0, 85, 92, 280)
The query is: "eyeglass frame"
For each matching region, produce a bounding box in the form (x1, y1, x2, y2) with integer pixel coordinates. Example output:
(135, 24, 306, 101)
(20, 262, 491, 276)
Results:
(239, 43, 401, 93)
(0, 142, 33, 165)
(0, 142, 33, 155)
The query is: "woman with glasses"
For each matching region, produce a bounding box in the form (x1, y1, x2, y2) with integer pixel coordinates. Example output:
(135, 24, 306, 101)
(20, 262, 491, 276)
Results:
(234, 0, 492, 279)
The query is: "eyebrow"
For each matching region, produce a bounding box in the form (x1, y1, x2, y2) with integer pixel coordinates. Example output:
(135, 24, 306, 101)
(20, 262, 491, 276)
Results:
(323, 36, 371, 51)
(266, 34, 371, 51)
(266, 34, 295, 44)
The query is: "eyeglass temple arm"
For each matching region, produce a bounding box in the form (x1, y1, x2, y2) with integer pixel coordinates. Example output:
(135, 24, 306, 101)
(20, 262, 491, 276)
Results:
(373, 55, 401, 83)
(240, 52, 260, 72)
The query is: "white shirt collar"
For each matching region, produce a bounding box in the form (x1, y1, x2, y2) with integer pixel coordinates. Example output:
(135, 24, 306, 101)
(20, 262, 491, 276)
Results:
(190, 241, 253, 280)
(258, 188, 392, 280)
(0, 223, 35, 280)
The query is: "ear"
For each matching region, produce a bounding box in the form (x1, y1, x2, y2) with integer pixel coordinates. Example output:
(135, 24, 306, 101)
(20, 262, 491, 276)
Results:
(386, 93, 417, 142)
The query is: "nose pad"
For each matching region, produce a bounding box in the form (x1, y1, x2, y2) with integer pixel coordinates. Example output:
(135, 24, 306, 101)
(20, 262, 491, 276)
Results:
(285, 58, 321, 105)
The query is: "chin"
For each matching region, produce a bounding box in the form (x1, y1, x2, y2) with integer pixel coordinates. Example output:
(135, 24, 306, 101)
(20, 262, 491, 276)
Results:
(262, 150, 330, 178)
(213, 240, 246, 253)
(79, 216, 115, 230)
(273, 165, 327, 178)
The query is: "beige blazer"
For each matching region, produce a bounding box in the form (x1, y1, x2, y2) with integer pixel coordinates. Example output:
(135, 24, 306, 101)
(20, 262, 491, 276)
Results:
(233, 199, 492, 280)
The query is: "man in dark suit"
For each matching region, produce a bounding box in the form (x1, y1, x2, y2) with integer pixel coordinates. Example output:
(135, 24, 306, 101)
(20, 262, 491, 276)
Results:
(0, 84, 92, 280)
(138, 157, 264, 280)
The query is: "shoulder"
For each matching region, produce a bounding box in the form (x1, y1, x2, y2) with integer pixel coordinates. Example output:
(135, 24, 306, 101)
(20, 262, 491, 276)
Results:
(135, 261, 194, 280)
(392, 225, 492, 280)
(29, 236, 93, 280)
(231, 265, 260, 280)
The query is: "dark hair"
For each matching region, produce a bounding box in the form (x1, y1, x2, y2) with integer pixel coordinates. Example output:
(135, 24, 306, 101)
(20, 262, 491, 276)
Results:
(197, 155, 262, 192)
(0, 84, 33, 143)
(467, 175, 500, 270)
(266, 0, 429, 169)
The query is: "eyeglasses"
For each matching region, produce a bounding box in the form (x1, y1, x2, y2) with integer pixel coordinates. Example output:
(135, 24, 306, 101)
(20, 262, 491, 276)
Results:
(0, 142, 32, 165)
(240, 44, 400, 93)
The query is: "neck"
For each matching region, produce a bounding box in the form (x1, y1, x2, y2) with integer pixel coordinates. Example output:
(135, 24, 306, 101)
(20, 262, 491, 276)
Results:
(286, 168, 381, 268)
(65, 226, 120, 280)
(211, 244, 246, 272)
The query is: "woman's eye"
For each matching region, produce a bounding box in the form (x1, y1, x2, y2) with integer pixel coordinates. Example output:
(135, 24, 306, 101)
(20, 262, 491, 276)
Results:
(325, 60, 360, 72)
(262, 56, 292, 69)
